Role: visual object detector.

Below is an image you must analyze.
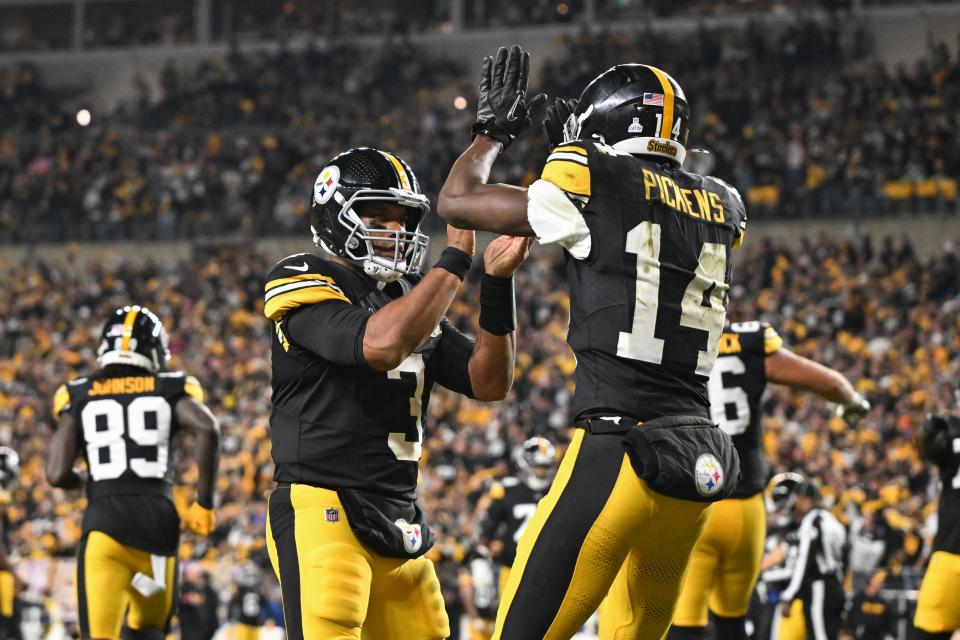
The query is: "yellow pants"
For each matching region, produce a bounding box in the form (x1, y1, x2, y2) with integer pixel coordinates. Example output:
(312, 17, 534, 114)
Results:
(235, 623, 260, 640)
(265, 484, 449, 640)
(77, 531, 178, 639)
(0, 570, 14, 618)
(670, 493, 766, 626)
(494, 429, 711, 640)
(772, 600, 807, 640)
(914, 550, 960, 633)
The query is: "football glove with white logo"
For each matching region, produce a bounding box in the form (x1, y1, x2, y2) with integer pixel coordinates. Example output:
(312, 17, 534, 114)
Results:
(472, 45, 546, 150)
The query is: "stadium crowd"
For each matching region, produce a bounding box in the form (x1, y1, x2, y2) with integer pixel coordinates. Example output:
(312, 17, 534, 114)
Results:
(0, 229, 958, 636)
(2, 18, 958, 244)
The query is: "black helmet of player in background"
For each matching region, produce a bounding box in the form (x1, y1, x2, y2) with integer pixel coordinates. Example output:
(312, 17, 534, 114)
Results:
(564, 64, 690, 166)
(309, 147, 430, 283)
(766, 472, 821, 527)
(97, 305, 171, 372)
(0, 447, 19, 492)
(514, 437, 557, 492)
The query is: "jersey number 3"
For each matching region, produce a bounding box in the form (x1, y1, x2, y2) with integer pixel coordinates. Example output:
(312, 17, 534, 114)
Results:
(81, 396, 171, 481)
(617, 221, 728, 375)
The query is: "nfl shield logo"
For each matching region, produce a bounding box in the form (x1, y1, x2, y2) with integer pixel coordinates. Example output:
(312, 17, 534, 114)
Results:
(325, 508, 339, 522)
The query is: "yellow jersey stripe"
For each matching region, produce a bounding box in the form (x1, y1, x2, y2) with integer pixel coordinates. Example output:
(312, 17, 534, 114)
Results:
(264, 286, 351, 321)
(541, 159, 591, 197)
(265, 273, 336, 292)
(52, 384, 70, 416)
(733, 228, 745, 250)
(645, 65, 675, 139)
(379, 151, 412, 192)
(551, 145, 587, 156)
(764, 326, 783, 354)
(184, 375, 205, 402)
(120, 308, 139, 351)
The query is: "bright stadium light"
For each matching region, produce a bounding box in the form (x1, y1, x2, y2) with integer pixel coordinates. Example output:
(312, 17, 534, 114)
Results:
(454, 96, 467, 110)
(76, 109, 92, 127)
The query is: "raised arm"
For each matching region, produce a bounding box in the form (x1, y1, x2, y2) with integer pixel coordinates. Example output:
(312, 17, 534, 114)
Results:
(363, 227, 476, 370)
(438, 45, 544, 235)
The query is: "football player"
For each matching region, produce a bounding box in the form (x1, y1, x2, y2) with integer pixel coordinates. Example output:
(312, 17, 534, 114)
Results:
(229, 564, 267, 640)
(458, 546, 498, 640)
(263, 147, 531, 639)
(47, 305, 221, 640)
(668, 321, 868, 640)
(477, 436, 556, 600)
(0, 447, 24, 639)
(439, 45, 745, 639)
(764, 476, 846, 640)
(913, 412, 960, 639)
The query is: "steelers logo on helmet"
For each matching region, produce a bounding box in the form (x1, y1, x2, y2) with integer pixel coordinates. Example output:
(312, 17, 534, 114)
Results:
(694, 453, 725, 498)
(308, 147, 431, 283)
(313, 165, 340, 206)
(570, 63, 690, 166)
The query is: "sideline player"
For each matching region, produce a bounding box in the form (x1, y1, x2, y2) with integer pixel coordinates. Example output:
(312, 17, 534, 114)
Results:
(913, 412, 960, 639)
(439, 45, 744, 639)
(477, 436, 556, 598)
(264, 147, 532, 639)
(47, 305, 220, 640)
(668, 321, 868, 640)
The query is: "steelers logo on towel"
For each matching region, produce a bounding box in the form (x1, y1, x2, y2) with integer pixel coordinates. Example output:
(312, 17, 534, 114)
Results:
(314, 165, 340, 205)
(395, 518, 423, 554)
(695, 453, 724, 497)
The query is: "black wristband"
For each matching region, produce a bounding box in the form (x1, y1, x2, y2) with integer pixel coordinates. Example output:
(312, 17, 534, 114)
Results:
(479, 273, 516, 335)
(197, 495, 214, 509)
(434, 247, 472, 281)
(471, 122, 511, 149)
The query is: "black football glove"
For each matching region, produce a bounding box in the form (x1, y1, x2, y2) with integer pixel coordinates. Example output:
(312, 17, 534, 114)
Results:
(542, 97, 578, 150)
(836, 393, 870, 427)
(472, 44, 547, 150)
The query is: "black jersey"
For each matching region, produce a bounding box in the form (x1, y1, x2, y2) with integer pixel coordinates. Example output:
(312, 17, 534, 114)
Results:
(707, 321, 783, 498)
(527, 141, 747, 422)
(264, 252, 475, 500)
(229, 587, 266, 626)
(52, 365, 202, 555)
(479, 478, 545, 567)
(932, 416, 960, 554)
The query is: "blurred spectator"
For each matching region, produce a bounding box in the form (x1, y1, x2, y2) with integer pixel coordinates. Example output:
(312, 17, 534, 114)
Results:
(846, 570, 895, 640)
(179, 568, 220, 640)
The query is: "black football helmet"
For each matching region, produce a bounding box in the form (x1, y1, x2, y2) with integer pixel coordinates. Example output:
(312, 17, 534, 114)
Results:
(563, 64, 690, 166)
(0, 447, 19, 492)
(514, 437, 556, 491)
(97, 305, 170, 372)
(766, 472, 820, 526)
(309, 147, 430, 283)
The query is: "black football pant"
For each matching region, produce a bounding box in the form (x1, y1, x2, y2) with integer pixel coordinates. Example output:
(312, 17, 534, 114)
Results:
(801, 578, 844, 640)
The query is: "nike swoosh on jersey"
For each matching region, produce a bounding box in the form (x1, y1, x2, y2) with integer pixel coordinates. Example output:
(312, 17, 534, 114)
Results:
(285, 262, 310, 272)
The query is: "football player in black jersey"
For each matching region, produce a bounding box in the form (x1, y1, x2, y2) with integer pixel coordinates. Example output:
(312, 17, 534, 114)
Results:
(913, 412, 960, 639)
(669, 321, 867, 640)
(46, 305, 221, 640)
(478, 436, 556, 601)
(263, 147, 531, 640)
(0, 448, 24, 639)
(440, 45, 745, 639)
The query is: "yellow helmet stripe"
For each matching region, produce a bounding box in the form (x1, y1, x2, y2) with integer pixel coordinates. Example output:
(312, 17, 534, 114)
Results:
(644, 65, 675, 140)
(120, 307, 140, 351)
(379, 151, 412, 191)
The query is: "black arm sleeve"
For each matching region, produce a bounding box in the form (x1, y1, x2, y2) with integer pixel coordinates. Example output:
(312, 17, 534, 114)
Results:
(284, 301, 372, 366)
(430, 319, 476, 398)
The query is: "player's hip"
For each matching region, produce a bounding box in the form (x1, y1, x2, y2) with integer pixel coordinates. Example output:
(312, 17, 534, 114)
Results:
(697, 492, 767, 553)
(82, 492, 180, 556)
